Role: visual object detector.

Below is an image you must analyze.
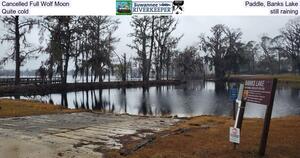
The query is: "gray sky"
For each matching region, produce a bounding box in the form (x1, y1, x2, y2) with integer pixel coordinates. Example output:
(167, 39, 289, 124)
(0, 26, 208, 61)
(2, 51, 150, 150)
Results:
(0, 16, 294, 70)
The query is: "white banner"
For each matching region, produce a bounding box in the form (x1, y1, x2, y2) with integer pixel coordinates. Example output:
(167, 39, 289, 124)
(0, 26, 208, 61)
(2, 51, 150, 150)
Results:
(0, 0, 299, 16)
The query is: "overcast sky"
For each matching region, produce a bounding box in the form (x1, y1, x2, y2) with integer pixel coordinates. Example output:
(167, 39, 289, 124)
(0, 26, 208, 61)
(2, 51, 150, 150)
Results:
(0, 16, 294, 70)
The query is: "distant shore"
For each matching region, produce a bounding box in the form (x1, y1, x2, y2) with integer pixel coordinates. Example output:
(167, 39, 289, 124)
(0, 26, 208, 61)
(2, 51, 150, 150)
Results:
(0, 80, 182, 96)
(229, 74, 300, 83)
(203, 74, 300, 84)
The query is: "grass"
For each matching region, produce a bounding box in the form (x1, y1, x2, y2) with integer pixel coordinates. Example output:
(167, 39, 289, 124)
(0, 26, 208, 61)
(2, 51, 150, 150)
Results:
(0, 99, 84, 118)
(105, 115, 300, 158)
(230, 74, 300, 82)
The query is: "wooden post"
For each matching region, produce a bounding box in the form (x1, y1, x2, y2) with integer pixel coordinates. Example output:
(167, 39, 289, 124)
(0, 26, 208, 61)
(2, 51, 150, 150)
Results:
(259, 78, 277, 156)
(233, 101, 236, 120)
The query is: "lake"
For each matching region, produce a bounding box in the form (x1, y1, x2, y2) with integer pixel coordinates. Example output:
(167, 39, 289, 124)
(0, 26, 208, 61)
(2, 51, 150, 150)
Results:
(12, 81, 300, 118)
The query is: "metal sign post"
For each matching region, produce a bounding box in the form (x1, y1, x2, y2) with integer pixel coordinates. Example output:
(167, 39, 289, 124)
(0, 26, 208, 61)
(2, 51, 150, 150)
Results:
(230, 84, 244, 149)
(234, 99, 246, 130)
(234, 84, 245, 129)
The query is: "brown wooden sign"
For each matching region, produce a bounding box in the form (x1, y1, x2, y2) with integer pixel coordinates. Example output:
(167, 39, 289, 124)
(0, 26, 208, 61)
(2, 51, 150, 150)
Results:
(232, 78, 277, 156)
(243, 79, 274, 105)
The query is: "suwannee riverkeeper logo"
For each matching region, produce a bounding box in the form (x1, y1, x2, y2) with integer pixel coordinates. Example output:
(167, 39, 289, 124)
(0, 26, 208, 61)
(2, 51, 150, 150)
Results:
(116, 0, 184, 15)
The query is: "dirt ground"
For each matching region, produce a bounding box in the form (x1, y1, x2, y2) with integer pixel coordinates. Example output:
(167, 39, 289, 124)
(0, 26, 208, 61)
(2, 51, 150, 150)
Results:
(105, 115, 300, 158)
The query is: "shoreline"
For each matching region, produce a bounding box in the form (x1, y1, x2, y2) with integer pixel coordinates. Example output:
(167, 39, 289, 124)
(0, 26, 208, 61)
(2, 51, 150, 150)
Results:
(0, 99, 299, 157)
(0, 80, 182, 96)
(0, 98, 297, 119)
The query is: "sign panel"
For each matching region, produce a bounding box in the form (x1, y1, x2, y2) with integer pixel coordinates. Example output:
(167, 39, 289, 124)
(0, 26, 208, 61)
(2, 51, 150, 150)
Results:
(243, 79, 274, 106)
(229, 127, 240, 144)
(229, 87, 238, 101)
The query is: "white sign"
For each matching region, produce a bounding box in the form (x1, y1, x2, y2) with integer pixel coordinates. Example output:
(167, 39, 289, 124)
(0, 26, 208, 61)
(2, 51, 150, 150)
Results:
(229, 127, 240, 144)
(132, 1, 173, 14)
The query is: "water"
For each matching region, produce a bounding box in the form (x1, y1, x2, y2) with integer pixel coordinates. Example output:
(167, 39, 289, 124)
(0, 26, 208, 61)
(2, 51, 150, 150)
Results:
(12, 81, 300, 118)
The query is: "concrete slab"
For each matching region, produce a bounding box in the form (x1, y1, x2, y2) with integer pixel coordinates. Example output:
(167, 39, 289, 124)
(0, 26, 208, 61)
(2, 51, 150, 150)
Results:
(0, 112, 178, 158)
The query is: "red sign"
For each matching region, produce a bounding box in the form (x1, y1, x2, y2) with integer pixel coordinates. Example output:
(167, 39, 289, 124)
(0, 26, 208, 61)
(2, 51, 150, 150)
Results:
(243, 79, 274, 105)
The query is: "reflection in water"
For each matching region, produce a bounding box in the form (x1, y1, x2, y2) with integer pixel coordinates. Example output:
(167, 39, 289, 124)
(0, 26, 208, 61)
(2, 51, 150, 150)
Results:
(61, 92, 68, 108)
(291, 88, 300, 98)
(14, 95, 20, 100)
(122, 88, 127, 113)
(155, 86, 171, 116)
(215, 81, 226, 94)
(17, 81, 300, 118)
(138, 87, 152, 115)
(73, 92, 79, 109)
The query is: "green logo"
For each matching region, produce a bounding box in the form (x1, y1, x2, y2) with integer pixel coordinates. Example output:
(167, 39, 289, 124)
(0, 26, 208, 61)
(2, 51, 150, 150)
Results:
(116, 0, 132, 15)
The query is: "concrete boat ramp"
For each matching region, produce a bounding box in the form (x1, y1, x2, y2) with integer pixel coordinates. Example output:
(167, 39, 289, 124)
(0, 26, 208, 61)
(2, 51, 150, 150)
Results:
(0, 112, 178, 158)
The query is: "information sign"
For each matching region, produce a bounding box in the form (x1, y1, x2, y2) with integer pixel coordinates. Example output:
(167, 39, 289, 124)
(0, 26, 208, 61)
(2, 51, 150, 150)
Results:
(243, 79, 274, 105)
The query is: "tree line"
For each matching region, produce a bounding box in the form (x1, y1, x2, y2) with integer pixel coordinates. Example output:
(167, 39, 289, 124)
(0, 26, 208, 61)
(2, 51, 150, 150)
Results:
(0, 16, 299, 85)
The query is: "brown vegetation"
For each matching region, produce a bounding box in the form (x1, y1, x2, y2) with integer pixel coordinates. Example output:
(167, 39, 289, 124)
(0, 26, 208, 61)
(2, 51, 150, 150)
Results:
(229, 74, 300, 83)
(0, 99, 83, 118)
(106, 116, 300, 158)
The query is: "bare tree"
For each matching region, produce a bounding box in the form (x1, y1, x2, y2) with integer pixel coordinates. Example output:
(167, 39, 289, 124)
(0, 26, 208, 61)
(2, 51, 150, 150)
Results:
(75, 16, 119, 82)
(128, 16, 152, 81)
(40, 16, 81, 84)
(0, 16, 41, 85)
(258, 35, 283, 74)
(129, 16, 182, 81)
(280, 17, 300, 74)
(199, 24, 243, 81)
(174, 46, 203, 81)
(242, 41, 259, 73)
(154, 16, 180, 80)
(260, 36, 276, 74)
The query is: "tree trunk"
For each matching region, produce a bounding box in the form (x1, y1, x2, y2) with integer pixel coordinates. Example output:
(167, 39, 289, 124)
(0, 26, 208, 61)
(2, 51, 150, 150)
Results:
(142, 35, 147, 81)
(63, 54, 69, 84)
(158, 46, 164, 80)
(99, 68, 103, 82)
(252, 54, 255, 74)
(155, 65, 159, 80)
(278, 52, 281, 74)
(122, 53, 127, 81)
(85, 51, 89, 83)
(166, 65, 169, 80)
(155, 48, 160, 80)
(214, 59, 225, 81)
(59, 59, 64, 83)
(147, 17, 155, 81)
(90, 69, 93, 83)
(48, 54, 54, 83)
(14, 16, 20, 85)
